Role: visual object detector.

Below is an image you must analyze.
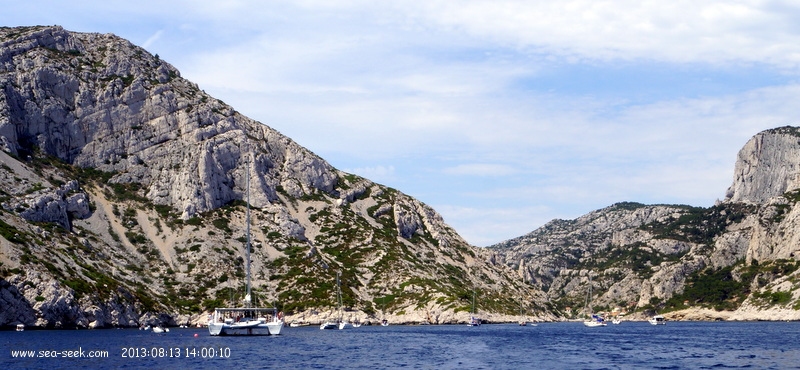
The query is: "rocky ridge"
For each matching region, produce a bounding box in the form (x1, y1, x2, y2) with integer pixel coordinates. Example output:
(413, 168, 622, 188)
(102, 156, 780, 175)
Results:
(3, 25, 800, 328)
(491, 126, 800, 321)
(0, 25, 533, 329)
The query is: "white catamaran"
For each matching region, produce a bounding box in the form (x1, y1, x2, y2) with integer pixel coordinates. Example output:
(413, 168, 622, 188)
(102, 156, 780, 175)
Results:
(208, 154, 283, 336)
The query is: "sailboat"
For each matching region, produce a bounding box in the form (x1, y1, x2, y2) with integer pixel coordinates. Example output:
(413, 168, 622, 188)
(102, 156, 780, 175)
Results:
(582, 273, 606, 327)
(518, 276, 534, 326)
(467, 290, 481, 326)
(321, 271, 348, 330)
(208, 153, 284, 336)
(380, 291, 390, 326)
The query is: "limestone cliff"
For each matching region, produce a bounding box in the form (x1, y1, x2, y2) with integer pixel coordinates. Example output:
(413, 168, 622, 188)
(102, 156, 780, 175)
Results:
(0, 25, 532, 328)
(491, 127, 800, 321)
(725, 126, 800, 204)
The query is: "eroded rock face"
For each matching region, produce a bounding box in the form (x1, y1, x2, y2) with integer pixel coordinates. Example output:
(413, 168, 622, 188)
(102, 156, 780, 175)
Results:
(0, 278, 36, 326)
(0, 26, 522, 329)
(0, 25, 338, 220)
(725, 126, 800, 204)
(3, 180, 90, 230)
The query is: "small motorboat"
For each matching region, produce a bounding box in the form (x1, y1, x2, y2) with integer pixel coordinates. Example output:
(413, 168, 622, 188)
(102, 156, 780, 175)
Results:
(649, 315, 666, 325)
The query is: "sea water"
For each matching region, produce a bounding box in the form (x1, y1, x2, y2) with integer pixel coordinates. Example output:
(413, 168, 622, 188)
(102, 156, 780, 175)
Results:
(2, 321, 800, 369)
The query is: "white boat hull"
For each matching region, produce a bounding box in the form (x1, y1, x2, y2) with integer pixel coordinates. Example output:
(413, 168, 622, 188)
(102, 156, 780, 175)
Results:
(208, 308, 284, 336)
(583, 321, 607, 327)
(209, 321, 283, 336)
(320, 322, 338, 330)
(319, 321, 349, 330)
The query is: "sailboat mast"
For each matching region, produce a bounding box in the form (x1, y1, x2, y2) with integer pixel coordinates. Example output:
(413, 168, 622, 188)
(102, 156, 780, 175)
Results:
(472, 290, 476, 315)
(336, 271, 343, 321)
(585, 273, 592, 316)
(245, 152, 252, 308)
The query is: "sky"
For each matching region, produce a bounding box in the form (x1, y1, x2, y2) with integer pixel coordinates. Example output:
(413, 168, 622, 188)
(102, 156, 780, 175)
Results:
(5, 1, 800, 246)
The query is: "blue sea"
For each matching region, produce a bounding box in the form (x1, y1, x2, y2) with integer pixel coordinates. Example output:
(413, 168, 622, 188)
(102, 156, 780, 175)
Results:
(2, 321, 800, 369)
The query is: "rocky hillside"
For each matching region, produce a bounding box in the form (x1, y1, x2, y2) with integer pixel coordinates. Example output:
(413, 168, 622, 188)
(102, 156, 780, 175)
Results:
(0, 25, 534, 329)
(491, 126, 800, 321)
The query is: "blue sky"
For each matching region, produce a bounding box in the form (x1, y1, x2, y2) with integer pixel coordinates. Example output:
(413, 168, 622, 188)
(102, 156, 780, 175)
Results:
(5, 1, 800, 246)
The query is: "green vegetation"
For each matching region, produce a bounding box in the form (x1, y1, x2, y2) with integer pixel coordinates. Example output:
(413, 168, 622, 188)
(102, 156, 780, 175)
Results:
(109, 182, 149, 203)
(212, 218, 231, 233)
(753, 290, 793, 306)
(671, 265, 748, 311)
(641, 203, 752, 245)
(663, 259, 800, 312)
(593, 242, 678, 278)
(0, 219, 27, 244)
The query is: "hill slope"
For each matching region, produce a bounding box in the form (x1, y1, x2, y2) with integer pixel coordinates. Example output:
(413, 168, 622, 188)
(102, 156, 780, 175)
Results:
(0, 25, 533, 328)
(491, 127, 800, 321)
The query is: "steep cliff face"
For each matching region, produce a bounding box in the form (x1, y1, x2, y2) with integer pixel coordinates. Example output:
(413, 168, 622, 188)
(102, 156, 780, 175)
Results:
(0, 26, 531, 328)
(0, 25, 337, 218)
(725, 126, 800, 204)
(492, 127, 800, 320)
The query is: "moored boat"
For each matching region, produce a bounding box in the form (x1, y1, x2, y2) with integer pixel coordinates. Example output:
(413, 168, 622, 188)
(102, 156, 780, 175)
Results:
(209, 308, 283, 335)
(319, 321, 338, 330)
(649, 315, 666, 325)
(584, 314, 607, 327)
(208, 154, 283, 336)
(582, 273, 606, 327)
(467, 290, 481, 326)
(321, 271, 347, 330)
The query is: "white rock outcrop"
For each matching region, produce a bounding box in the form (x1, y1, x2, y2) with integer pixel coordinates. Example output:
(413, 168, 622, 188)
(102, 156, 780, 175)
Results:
(725, 126, 800, 203)
(0, 26, 338, 220)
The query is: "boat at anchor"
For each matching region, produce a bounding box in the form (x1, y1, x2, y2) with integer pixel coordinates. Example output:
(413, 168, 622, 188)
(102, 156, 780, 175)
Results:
(208, 153, 283, 336)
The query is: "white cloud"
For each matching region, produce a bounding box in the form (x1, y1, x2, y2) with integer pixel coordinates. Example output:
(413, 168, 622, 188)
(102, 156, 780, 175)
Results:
(401, 0, 800, 69)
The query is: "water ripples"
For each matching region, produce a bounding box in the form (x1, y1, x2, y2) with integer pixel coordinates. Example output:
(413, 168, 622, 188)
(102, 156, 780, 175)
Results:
(3, 321, 800, 369)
